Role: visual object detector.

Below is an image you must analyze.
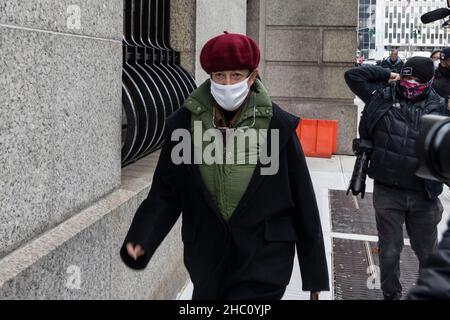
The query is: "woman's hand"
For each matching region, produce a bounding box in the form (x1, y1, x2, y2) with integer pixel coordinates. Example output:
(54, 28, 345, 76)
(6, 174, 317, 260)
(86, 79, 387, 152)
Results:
(126, 242, 145, 261)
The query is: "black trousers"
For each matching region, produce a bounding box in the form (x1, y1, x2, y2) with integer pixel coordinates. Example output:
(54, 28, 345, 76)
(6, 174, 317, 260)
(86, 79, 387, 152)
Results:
(373, 182, 443, 298)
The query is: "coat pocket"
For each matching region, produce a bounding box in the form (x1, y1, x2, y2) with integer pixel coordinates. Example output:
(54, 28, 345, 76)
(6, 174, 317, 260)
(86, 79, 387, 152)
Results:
(264, 216, 298, 242)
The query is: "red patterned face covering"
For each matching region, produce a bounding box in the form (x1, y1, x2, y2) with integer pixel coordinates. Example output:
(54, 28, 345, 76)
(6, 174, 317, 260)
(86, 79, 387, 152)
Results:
(399, 78, 433, 100)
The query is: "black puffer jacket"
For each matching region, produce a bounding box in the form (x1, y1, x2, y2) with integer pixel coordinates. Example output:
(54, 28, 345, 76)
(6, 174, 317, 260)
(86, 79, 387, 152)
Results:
(345, 65, 447, 199)
(433, 65, 450, 116)
(433, 65, 450, 99)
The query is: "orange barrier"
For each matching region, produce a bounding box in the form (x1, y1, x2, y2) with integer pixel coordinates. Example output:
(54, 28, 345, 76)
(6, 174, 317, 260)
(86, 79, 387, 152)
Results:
(296, 119, 339, 158)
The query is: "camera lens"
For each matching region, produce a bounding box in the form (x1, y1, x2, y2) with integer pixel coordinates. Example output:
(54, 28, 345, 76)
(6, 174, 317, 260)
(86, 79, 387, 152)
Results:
(434, 122, 450, 180)
(416, 115, 450, 184)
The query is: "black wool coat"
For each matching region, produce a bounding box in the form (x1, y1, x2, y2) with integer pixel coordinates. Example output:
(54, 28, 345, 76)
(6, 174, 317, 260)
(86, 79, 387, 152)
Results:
(120, 104, 330, 299)
(407, 216, 450, 300)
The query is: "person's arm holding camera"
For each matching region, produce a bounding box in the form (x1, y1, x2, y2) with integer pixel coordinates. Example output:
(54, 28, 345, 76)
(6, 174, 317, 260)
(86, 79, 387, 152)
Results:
(343, 65, 398, 198)
(344, 65, 398, 104)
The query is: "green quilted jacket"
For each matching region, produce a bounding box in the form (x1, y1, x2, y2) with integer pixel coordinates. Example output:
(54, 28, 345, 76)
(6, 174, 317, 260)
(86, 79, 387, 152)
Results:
(184, 79, 273, 220)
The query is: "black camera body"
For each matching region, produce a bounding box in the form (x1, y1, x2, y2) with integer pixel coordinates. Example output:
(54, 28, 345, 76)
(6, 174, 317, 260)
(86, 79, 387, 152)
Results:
(347, 138, 373, 199)
(416, 115, 450, 186)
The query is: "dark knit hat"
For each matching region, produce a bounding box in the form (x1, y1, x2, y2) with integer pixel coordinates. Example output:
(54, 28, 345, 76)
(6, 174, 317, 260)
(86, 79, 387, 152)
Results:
(200, 32, 260, 73)
(441, 47, 450, 60)
(430, 49, 442, 58)
(400, 56, 435, 83)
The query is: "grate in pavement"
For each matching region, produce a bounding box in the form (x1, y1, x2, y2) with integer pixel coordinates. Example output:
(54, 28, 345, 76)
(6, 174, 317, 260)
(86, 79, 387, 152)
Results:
(330, 190, 408, 237)
(333, 238, 419, 300)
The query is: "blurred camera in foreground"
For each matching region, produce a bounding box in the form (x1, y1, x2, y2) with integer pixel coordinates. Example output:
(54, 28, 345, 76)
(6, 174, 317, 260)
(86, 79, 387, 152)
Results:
(416, 115, 450, 186)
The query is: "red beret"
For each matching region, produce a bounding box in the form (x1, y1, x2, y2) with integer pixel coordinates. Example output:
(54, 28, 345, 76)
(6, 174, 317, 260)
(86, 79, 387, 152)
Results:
(200, 32, 260, 73)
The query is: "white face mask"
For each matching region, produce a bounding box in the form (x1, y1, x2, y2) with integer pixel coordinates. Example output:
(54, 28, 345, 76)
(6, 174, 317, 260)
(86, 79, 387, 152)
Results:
(210, 76, 251, 111)
(434, 60, 440, 70)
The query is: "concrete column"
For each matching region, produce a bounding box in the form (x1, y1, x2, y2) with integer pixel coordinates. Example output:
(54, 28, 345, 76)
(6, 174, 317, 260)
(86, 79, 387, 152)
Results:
(195, 0, 247, 83)
(0, 0, 123, 259)
(375, 0, 386, 60)
(170, 0, 196, 77)
(0, 0, 189, 300)
(256, 0, 359, 154)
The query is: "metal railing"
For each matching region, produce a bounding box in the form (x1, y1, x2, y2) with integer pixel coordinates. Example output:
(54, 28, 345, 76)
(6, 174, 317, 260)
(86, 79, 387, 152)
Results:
(121, 0, 196, 166)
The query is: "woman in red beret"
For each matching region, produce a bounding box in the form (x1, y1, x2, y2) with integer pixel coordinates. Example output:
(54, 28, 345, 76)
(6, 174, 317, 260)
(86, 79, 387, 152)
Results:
(121, 32, 329, 300)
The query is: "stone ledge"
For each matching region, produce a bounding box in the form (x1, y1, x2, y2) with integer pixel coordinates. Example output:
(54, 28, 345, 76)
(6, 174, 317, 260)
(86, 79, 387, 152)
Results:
(0, 151, 187, 299)
(0, 188, 134, 288)
(0, 0, 123, 41)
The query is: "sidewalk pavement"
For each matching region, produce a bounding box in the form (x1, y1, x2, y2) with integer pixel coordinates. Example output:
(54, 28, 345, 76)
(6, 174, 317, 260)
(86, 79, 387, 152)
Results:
(176, 155, 450, 300)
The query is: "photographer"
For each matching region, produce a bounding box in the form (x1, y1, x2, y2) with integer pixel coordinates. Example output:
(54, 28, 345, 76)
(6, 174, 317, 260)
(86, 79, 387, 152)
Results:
(433, 47, 450, 115)
(430, 49, 442, 69)
(344, 57, 448, 300)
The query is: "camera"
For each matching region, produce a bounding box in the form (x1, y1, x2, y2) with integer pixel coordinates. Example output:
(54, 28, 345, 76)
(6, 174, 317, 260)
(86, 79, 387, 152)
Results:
(416, 115, 450, 186)
(347, 138, 373, 199)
